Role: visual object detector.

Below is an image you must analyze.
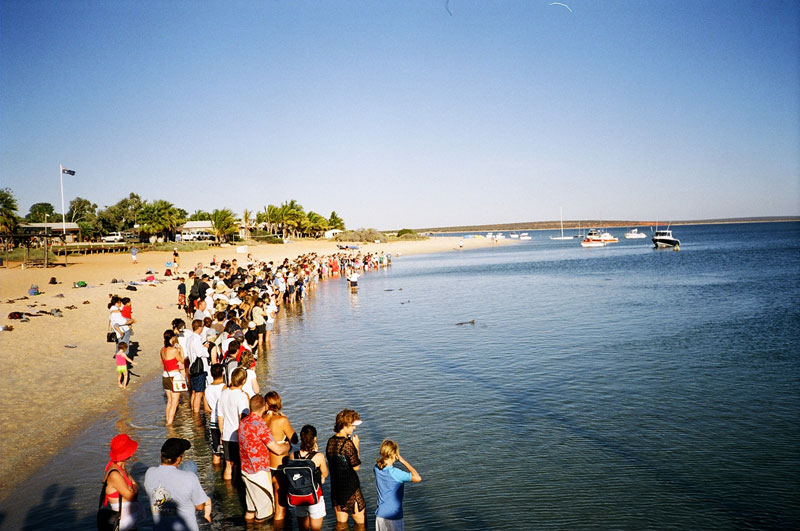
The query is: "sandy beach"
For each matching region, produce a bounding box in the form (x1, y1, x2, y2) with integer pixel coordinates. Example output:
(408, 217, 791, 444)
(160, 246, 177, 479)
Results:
(0, 236, 505, 497)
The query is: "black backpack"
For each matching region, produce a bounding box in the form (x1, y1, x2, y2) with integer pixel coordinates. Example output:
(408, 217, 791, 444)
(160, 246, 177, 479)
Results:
(281, 451, 322, 506)
(189, 356, 204, 377)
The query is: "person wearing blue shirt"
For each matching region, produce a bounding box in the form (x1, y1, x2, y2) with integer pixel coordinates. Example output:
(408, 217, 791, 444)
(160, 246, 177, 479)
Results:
(373, 439, 422, 531)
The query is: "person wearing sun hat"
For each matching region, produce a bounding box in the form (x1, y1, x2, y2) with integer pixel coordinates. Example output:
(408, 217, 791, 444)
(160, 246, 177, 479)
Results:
(144, 437, 211, 531)
(101, 433, 142, 530)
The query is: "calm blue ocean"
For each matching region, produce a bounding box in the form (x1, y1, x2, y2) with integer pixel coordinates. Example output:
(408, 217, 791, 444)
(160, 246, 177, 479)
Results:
(7, 222, 800, 530)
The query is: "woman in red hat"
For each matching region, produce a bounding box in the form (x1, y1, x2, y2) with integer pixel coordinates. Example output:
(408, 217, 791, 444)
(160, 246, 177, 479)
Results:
(102, 433, 141, 530)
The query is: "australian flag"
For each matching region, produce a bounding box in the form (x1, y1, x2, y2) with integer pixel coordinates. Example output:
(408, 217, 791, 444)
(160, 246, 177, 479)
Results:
(61, 167, 76, 176)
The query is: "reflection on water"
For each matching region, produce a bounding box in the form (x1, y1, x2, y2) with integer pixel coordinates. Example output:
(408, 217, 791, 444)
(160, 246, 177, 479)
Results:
(4, 224, 800, 530)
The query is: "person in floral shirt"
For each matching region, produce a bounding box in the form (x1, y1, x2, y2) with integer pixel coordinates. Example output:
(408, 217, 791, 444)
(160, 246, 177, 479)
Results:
(238, 394, 290, 521)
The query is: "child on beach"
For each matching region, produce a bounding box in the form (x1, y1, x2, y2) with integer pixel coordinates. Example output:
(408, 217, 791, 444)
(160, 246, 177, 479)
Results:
(121, 297, 134, 336)
(115, 342, 136, 389)
(203, 363, 226, 465)
(177, 277, 186, 311)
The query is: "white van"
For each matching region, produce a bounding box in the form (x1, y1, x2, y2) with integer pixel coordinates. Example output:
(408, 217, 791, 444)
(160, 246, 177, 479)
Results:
(101, 232, 124, 243)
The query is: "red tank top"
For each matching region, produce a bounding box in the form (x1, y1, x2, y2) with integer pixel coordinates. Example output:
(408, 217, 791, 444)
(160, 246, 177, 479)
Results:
(161, 347, 180, 372)
(103, 461, 133, 505)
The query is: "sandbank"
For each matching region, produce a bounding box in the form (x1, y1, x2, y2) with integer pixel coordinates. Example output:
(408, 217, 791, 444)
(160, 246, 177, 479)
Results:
(0, 236, 506, 497)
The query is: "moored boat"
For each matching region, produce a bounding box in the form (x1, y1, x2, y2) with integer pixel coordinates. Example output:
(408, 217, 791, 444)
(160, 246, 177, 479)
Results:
(652, 229, 680, 249)
(580, 229, 618, 247)
(550, 207, 574, 240)
(519, 232, 532, 240)
(624, 228, 647, 239)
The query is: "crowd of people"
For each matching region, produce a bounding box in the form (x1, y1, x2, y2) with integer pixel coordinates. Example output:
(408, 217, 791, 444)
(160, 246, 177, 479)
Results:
(102, 250, 422, 530)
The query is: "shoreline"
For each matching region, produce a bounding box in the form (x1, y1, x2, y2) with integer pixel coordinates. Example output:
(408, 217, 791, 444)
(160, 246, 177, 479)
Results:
(418, 217, 800, 234)
(0, 236, 508, 498)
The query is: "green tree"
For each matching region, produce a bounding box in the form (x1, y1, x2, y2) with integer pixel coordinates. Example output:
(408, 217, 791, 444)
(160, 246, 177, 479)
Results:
(0, 188, 19, 234)
(117, 193, 144, 229)
(189, 210, 211, 221)
(305, 211, 330, 238)
(67, 197, 98, 224)
(241, 209, 253, 239)
(26, 202, 57, 223)
(328, 211, 345, 231)
(210, 208, 237, 242)
(96, 193, 145, 233)
(66, 197, 99, 240)
(138, 199, 181, 240)
(278, 200, 306, 238)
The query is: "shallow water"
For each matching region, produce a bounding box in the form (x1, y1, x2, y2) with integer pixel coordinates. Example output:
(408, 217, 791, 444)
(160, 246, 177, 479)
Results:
(4, 222, 800, 530)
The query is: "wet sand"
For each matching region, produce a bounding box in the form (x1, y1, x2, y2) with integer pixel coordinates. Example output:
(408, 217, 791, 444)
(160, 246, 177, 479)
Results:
(0, 236, 504, 497)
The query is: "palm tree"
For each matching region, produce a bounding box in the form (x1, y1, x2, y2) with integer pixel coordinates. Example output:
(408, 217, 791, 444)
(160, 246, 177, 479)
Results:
(305, 211, 330, 238)
(210, 208, 236, 242)
(328, 211, 345, 231)
(0, 188, 19, 234)
(189, 209, 211, 221)
(241, 209, 253, 240)
(278, 200, 306, 238)
(138, 199, 181, 241)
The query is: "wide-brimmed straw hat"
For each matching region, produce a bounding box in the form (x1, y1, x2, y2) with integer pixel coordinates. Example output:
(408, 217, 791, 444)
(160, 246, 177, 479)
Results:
(109, 434, 138, 462)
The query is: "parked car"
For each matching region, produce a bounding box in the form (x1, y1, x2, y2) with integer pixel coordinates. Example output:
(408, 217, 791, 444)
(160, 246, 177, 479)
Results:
(183, 231, 215, 241)
(101, 232, 125, 243)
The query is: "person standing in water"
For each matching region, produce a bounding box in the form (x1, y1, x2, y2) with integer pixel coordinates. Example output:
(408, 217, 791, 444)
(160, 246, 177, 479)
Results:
(263, 390, 298, 524)
(373, 439, 422, 531)
(326, 409, 366, 528)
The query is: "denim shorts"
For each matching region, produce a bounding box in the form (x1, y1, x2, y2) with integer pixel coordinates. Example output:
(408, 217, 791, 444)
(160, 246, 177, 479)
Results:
(190, 372, 207, 392)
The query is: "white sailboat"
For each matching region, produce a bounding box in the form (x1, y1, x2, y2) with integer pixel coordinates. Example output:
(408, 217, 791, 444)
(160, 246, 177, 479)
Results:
(550, 207, 573, 240)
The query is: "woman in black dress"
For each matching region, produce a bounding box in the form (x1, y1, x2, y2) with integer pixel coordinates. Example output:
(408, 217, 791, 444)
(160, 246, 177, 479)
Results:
(326, 409, 365, 527)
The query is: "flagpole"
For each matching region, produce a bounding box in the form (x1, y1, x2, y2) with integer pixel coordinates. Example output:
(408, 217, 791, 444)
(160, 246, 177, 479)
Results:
(59, 165, 66, 234)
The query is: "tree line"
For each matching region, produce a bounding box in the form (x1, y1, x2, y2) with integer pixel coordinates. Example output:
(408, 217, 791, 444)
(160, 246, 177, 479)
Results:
(0, 188, 345, 242)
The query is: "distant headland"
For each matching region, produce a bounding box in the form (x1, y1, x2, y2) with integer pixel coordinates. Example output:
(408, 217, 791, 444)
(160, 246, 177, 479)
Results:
(411, 216, 799, 234)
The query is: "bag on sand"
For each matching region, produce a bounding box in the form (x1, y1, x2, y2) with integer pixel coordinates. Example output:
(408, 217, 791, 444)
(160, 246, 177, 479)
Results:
(96, 471, 121, 531)
(281, 451, 323, 507)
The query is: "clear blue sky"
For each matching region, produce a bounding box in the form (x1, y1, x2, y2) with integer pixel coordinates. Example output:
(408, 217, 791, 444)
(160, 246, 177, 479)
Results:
(2, 0, 798, 229)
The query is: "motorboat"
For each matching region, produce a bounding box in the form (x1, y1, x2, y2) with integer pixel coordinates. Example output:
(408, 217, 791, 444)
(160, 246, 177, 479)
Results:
(580, 229, 619, 248)
(495, 233, 506, 239)
(624, 228, 647, 239)
(652, 229, 680, 249)
(509, 233, 520, 239)
(519, 232, 532, 240)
